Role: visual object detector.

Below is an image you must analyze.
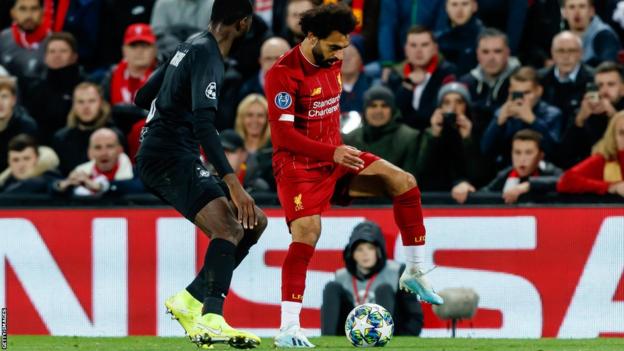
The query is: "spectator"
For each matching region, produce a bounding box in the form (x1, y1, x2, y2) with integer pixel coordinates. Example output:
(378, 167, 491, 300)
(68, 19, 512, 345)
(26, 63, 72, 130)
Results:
(321, 221, 423, 336)
(103, 23, 157, 107)
(419, 82, 495, 195)
(561, 0, 621, 67)
(378, 0, 414, 80)
(0, 76, 38, 171)
(480, 130, 561, 204)
(558, 62, 624, 169)
(0, 134, 60, 194)
(54, 0, 103, 71)
(481, 67, 563, 167)
(538, 31, 594, 128)
(217, 129, 248, 183)
(388, 26, 456, 130)
(233, 94, 273, 192)
(459, 28, 520, 124)
(340, 35, 371, 115)
(22, 32, 85, 145)
(102, 23, 156, 137)
(280, 0, 316, 47)
(238, 37, 291, 101)
(436, 0, 484, 76)
(52, 82, 116, 176)
(54, 127, 142, 196)
(343, 85, 423, 177)
(0, 0, 49, 82)
(557, 111, 624, 197)
(150, 0, 214, 55)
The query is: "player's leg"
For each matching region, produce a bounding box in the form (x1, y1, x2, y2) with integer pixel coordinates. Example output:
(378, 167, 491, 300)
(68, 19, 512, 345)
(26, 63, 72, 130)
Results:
(187, 197, 261, 348)
(232, 204, 268, 268)
(348, 159, 443, 305)
(274, 215, 320, 348)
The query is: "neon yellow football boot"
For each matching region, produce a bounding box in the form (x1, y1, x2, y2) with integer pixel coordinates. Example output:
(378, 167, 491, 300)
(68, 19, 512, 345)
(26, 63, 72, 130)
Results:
(189, 313, 261, 349)
(165, 290, 203, 335)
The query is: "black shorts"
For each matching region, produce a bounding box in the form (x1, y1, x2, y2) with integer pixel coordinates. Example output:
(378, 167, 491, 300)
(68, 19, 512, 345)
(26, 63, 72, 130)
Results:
(136, 154, 229, 222)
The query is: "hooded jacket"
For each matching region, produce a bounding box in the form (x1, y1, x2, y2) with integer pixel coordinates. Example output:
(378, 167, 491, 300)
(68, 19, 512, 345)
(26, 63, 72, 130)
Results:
(334, 222, 403, 305)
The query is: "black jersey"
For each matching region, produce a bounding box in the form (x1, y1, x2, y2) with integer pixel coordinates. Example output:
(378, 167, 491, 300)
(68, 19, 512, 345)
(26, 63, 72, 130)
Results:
(138, 31, 225, 157)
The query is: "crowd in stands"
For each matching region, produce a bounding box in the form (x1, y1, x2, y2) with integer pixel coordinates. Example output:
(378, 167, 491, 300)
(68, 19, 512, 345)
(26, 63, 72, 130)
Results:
(1, 0, 624, 203)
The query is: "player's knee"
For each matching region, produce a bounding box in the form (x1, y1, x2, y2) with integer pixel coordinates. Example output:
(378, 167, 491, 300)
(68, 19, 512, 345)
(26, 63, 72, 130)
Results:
(390, 171, 417, 195)
(221, 220, 244, 244)
(403, 172, 417, 189)
(256, 210, 268, 234)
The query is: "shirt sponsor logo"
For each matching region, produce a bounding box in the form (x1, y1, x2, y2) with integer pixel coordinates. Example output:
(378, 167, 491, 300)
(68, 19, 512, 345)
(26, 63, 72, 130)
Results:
(308, 94, 340, 118)
(205, 82, 217, 99)
(275, 92, 293, 109)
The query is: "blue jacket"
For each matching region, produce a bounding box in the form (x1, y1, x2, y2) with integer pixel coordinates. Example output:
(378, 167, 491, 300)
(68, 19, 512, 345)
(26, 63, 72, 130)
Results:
(378, 0, 414, 66)
(436, 17, 484, 76)
(481, 101, 563, 166)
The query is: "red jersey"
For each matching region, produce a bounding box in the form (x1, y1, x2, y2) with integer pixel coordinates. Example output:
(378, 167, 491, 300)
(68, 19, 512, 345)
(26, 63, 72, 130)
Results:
(265, 45, 343, 178)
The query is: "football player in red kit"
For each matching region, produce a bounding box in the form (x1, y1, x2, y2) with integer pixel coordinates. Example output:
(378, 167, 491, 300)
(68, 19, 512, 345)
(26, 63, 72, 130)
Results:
(265, 4, 443, 348)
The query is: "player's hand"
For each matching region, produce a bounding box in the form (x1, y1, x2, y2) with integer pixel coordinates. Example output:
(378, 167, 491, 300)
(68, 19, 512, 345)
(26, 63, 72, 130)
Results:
(334, 145, 364, 170)
(224, 174, 257, 229)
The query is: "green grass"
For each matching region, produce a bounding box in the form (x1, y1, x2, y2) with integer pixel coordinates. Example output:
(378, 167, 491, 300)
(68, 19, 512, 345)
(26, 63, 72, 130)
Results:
(7, 336, 624, 351)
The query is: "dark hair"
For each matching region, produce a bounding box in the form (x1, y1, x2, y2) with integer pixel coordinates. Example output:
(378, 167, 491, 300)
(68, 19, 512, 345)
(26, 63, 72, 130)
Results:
(595, 61, 624, 81)
(407, 25, 436, 43)
(477, 27, 509, 48)
(561, 0, 593, 7)
(300, 3, 356, 39)
(210, 0, 253, 25)
(45, 32, 78, 54)
(512, 129, 543, 150)
(511, 66, 540, 86)
(8, 134, 39, 155)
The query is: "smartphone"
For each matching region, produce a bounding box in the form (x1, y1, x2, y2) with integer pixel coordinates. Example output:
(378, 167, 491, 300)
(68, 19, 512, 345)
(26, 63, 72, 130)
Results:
(442, 112, 457, 129)
(586, 82, 599, 102)
(511, 91, 524, 101)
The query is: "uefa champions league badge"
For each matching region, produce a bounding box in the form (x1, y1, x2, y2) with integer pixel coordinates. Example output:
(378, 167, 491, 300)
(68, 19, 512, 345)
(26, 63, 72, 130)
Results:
(275, 92, 293, 109)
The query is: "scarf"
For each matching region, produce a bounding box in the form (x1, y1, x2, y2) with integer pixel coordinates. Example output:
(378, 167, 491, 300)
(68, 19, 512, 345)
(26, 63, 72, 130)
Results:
(603, 151, 624, 182)
(110, 60, 155, 105)
(92, 161, 120, 182)
(502, 168, 539, 192)
(403, 54, 439, 86)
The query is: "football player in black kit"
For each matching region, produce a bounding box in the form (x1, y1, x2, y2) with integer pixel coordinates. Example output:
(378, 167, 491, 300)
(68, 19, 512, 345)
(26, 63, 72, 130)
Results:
(134, 0, 265, 348)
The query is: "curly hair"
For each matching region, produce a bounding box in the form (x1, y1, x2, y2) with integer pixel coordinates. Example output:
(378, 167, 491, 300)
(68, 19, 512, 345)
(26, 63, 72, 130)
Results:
(300, 3, 356, 39)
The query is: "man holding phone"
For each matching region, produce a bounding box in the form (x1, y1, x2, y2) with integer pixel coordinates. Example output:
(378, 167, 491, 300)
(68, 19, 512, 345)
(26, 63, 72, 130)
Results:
(558, 61, 624, 168)
(481, 66, 563, 167)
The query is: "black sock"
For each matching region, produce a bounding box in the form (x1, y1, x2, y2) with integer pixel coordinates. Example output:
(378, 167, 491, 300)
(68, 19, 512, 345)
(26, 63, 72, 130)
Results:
(197, 238, 236, 315)
(234, 230, 260, 268)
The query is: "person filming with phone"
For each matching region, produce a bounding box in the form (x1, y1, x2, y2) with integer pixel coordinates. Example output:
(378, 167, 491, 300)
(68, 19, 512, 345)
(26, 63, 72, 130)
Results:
(558, 62, 624, 168)
(418, 82, 495, 202)
(481, 66, 563, 168)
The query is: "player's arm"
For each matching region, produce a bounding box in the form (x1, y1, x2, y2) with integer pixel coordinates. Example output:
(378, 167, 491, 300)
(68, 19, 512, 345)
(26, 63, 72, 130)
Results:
(134, 64, 166, 109)
(265, 66, 364, 169)
(190, 48, 256, 228)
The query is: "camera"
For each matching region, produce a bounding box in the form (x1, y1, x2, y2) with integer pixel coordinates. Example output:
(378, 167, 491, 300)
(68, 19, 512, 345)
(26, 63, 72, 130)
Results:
(442, 112, 457, 129)
(511, 91, 524, 101)
(586, 82, 599, 102)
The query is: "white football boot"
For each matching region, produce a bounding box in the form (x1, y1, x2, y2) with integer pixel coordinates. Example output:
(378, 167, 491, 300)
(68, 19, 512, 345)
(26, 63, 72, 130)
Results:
(274, 325, 316, 348)
(399, 266, 444, 305)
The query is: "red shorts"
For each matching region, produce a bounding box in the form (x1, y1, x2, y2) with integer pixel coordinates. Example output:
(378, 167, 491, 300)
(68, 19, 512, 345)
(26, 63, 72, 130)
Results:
(276, 152, 380, 225)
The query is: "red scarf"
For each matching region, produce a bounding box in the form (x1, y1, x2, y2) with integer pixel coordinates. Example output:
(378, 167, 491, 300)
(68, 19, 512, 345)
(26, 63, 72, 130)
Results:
(11, 0, 53, 49)
(508, 168, 539, 179)
(92, 162, 120, 182)
(53, 0, 71, 32)
(110, 60, 155, 105)
(403, 54, 439, 82)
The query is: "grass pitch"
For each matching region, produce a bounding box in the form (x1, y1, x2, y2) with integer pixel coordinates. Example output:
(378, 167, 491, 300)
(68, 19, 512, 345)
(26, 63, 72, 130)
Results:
(7, 336, 624, 351)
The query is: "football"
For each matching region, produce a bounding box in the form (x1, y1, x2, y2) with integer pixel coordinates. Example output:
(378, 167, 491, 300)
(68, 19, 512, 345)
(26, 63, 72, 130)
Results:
(344, 303, 394, 347)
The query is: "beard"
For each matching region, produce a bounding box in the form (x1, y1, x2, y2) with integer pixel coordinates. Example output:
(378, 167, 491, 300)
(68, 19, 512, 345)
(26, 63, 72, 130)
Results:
(312, 42, 337, 68)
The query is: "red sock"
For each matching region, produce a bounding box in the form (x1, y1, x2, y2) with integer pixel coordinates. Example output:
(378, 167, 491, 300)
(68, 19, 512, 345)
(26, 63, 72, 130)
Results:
(281, 242, 315, 302)
(393, 186, 426, 246)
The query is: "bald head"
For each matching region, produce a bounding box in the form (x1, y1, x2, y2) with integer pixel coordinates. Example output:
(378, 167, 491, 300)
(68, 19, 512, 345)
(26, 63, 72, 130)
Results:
(88, 128, 123, 172)
(551, 31, 583, 76)
(260, 37, 291, 74)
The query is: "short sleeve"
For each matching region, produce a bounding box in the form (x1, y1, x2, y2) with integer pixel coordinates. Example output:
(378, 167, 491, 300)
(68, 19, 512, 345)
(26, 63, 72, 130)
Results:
(265, 65, 297, 122)
(190, 47, 222, 112)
